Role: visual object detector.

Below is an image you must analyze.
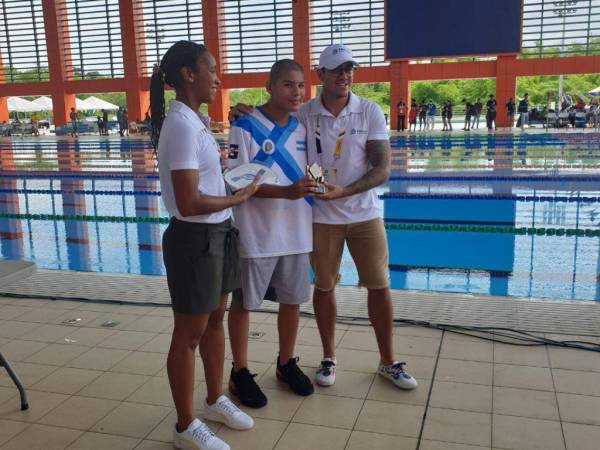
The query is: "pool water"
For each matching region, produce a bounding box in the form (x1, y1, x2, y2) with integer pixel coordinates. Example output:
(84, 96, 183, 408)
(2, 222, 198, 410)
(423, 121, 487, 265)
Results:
(1, 134, 599, 302)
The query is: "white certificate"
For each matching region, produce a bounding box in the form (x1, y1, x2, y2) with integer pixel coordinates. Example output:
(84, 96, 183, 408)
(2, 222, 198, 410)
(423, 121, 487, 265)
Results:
(224, 162, 279, 191)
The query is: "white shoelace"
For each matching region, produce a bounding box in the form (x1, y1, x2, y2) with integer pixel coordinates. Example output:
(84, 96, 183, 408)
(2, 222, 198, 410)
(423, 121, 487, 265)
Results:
(216, 397, 241, 417)
(191, 422, 215, 444)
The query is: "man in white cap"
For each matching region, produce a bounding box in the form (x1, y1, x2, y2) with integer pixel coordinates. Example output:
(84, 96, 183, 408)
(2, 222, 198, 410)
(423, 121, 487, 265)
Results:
(229, 44, 418, 391)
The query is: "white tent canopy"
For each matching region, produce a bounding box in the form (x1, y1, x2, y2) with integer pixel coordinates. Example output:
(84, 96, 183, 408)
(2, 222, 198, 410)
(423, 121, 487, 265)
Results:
(75, 97, 95, 111)
(32, 96, 53, 111)
(83, 96, 119, 110)
(588, 86, 600, 96)
(7, 97, 41, 112)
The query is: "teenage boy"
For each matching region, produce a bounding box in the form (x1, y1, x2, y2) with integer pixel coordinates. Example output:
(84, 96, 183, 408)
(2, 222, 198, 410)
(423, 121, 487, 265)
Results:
(227, 59, 317, 408)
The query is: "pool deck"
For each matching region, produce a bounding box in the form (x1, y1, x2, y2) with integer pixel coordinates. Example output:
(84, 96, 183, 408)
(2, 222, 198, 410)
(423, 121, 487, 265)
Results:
(0, 270, 599, 450)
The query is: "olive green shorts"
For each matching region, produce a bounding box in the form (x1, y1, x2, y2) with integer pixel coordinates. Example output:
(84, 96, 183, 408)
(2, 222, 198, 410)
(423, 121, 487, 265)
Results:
(162, 217, 241, 314)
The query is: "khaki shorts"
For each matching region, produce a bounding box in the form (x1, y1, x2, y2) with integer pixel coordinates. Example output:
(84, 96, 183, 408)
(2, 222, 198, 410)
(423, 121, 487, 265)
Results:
(312, 218, 389, 291)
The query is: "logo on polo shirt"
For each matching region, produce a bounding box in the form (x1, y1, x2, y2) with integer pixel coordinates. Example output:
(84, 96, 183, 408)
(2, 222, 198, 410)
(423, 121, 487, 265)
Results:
(262, 139, 275, 154)
(350, 128, 368, 135)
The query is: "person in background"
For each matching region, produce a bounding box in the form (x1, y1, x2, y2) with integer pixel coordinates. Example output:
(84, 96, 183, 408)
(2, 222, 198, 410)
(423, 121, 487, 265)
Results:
(418, 99, 427, 131)
(31, 111, 40, 136)
(150, 40, 259, 450)
(446, 100, 453, 131)
(506, 98, 515, 127)
(485, 94, 497, 131)
(441, 101, 448, 131)
(462, 99, 472, 131)
(102, 109, 109, 135)
(69, 107, 79, 138)
(122, 109, 129, 136)
(96, 115, 104, 135)
(408, 99, 418, 132)
(426, 100, 436, 131)
(396, 99, 407, 132)
(472, 97, 482, 129)
(144, 110, 152, 135)
(117, 107, 124, 136)
(518, 93, 529, 131)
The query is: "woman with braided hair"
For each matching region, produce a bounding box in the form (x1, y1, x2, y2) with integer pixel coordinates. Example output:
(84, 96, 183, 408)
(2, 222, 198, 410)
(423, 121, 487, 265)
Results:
(150, 41, 258, 450)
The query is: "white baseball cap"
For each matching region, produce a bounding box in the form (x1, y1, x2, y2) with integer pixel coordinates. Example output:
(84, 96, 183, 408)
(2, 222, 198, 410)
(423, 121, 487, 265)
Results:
(317, 44, 359, 70)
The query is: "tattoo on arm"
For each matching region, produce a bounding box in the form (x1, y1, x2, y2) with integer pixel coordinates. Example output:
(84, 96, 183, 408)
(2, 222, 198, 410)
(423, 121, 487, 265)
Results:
(344, 139, 391, 196)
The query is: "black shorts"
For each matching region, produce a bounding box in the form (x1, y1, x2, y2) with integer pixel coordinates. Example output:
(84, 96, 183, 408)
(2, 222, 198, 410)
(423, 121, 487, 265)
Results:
(162, 217, 241, 314)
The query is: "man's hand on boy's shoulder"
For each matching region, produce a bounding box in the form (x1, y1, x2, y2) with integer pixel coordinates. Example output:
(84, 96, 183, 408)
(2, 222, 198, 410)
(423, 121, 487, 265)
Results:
(228, 103, 255, 123)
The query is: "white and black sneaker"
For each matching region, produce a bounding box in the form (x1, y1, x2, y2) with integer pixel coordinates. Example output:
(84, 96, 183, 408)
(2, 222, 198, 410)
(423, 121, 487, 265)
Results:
(202, 395, 254, 430)
(378, 361, 418, 390)
(173, 418, 229, 450)
(315, 358, 337, 386)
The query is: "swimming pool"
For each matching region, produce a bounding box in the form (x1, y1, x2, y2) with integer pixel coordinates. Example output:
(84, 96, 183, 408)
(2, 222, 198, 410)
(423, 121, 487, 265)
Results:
(1, 134, 599, 302)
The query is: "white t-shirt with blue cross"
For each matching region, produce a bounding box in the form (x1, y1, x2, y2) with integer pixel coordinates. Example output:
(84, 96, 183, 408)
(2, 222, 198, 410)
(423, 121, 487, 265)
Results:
(227, 107, 312, 259)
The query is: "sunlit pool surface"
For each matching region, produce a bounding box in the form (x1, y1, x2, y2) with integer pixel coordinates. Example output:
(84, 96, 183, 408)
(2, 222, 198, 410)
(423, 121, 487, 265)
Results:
(1, 133, 599, 302)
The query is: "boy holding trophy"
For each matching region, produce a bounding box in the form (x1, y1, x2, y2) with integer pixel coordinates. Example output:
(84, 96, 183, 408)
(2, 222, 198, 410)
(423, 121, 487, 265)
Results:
(226, 59, 319, 408)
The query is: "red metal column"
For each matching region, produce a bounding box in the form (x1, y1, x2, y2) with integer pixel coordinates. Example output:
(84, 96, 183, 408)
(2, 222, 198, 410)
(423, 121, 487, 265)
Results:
(42, 0, 75, 126)
(120, 0, 149, 122)
(390, 60, 410, 131)
(203, 0, 230, 124)
(292, 0, 315, 99)
(0, 48, 8, 122)
(0, 143, 24, 257)
(495, 55, 517, 128)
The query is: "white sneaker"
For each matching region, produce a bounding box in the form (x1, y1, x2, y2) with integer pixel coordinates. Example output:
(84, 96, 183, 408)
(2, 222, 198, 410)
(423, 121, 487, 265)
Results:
(173, 418, 229, 450)
(378, 361, 418, 390)
(315, 358, 337, 386)
(202, 395, 254, 430)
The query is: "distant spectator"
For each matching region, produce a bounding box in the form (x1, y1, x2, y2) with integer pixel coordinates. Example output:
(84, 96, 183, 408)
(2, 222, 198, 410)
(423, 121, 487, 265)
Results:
(117, 107, 123, 136)
(441, 101, 448, 131)
(463, 99, 472, 131)
(486, 94, 497, 131)
(426, 100, 436, 131)
(97, 116, 104, 135)
(472, 98, 483, 129)
(446, 100, 453, 131)
(418, 100, 427, 131)
(102, 109, 109, 135)
(396, 100, 407, 132)
(588, 97, 598, 127)
(69, 107, 79, 138)
(506, 98, 515, 127)
(144, 111, 152, 135)
(409, 99, 418, 132)
(0, 121, 10, 137)
(31, 112, 40, 136)
(122, 109, 129, 136)
(518, 93, 529, 131)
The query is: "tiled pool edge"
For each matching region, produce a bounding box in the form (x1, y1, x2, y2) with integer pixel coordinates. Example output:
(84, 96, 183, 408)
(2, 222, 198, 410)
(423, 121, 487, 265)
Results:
(2, 269, 599, 336)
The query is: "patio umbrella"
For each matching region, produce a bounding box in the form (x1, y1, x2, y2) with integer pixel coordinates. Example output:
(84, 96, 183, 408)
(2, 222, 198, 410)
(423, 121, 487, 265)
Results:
(83, 96, 119, 110)
(7, 97, 41, 112)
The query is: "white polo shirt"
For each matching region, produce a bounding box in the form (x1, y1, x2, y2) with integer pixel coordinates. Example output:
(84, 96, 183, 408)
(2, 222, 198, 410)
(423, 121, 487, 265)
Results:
(158, 100, 231, 224)
(297, 93, 389, 224)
